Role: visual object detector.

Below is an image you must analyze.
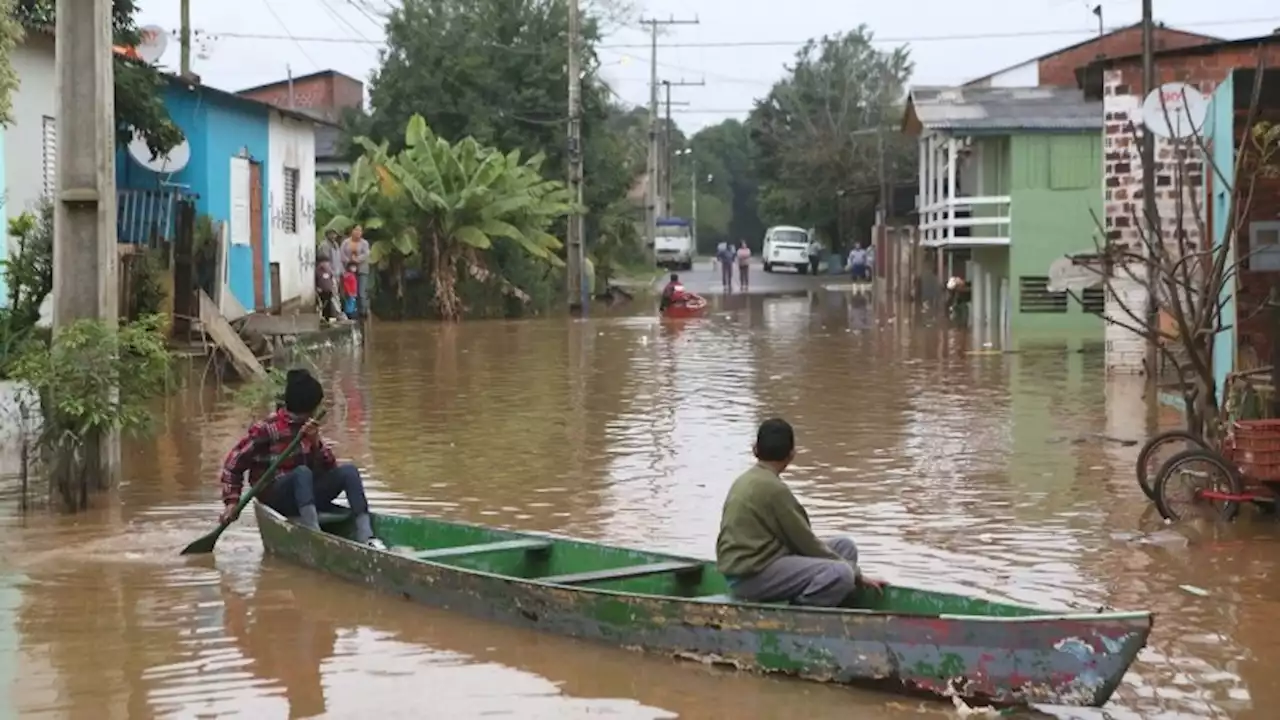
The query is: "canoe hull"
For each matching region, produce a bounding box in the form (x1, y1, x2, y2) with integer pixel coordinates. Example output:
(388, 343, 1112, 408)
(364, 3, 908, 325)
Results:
(255, 504, 1150, 707)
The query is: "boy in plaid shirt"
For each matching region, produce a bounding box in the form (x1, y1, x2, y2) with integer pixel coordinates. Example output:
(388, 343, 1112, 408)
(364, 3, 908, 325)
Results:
(219, 368, 385, 549)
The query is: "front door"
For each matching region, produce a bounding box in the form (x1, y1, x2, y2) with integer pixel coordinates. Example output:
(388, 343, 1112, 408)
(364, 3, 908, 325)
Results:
(249, 161, 265, 310)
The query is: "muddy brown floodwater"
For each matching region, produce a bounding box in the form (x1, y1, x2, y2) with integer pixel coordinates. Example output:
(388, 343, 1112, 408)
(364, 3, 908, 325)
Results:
(3, 290, 1279, 719)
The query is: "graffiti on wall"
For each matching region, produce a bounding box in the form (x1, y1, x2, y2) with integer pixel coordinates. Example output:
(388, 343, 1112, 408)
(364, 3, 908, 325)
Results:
(268, 190, 316, 233)
(297, 242, 316, 273)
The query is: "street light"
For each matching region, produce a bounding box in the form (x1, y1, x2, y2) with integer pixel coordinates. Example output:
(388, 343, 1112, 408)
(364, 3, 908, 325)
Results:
(675, 148, 707, 249)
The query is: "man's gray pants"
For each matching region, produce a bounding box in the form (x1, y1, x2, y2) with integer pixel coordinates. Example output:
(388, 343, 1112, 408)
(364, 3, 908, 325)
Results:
(729, 537, 859, 607)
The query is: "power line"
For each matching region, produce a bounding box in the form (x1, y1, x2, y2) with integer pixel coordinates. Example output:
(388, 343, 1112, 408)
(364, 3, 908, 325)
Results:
(193, 15, 1280, 48)
(262, 0, 321, 70)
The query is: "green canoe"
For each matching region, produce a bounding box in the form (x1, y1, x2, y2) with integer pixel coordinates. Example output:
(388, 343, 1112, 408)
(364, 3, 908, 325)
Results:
(255, 503, 1152, 708)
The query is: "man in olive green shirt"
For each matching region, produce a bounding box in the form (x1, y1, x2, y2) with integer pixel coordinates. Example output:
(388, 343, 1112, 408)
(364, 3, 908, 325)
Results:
(716, 418, 881, 606)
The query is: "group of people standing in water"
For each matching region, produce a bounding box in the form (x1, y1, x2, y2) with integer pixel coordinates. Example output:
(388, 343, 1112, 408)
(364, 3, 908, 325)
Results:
(715, 240, 753, 292)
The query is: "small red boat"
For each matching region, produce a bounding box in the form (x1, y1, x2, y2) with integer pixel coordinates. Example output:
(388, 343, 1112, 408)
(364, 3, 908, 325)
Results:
(661, 296, 707, 319)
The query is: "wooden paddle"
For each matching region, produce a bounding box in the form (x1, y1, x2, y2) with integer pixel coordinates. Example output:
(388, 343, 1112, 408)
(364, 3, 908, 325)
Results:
(180, 409, 327, 556)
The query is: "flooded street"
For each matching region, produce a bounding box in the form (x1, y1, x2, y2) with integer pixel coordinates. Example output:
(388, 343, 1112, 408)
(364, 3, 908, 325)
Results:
(3, 277, 1278, 718)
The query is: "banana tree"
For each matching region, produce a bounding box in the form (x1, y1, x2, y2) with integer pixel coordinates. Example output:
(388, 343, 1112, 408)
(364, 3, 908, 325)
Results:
(356, 114, 576, 320)
(316, 154, 418, 303)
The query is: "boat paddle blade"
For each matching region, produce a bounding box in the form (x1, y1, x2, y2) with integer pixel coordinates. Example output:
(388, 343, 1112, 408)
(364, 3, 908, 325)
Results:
(178, 409, 326, 556)
(180, 524, 228, 556)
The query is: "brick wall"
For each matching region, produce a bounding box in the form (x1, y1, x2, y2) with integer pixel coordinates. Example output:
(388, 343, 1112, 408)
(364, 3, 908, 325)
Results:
(239, 73, 365, 121)
(1039, 27, 1216, 87)
(1100, 41, 1280, 373)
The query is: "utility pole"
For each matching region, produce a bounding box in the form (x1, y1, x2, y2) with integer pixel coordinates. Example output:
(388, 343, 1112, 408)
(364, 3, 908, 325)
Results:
(663, 80, 671, 209)
(662, 78, 705, 214)
(641, 16, 698, 260)
(180, 0, 192, 77)
(690, 160, 700, 250)
(54, 0, 120, 489)
(566, 0, 586, 311)
(1141, 0, 1158, 375)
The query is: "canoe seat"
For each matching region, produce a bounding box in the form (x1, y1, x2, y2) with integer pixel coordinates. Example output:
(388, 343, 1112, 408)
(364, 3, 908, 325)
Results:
(539, 561, 703, 586)
(412, 538, 553, 561)
(317, 512, 351, 526)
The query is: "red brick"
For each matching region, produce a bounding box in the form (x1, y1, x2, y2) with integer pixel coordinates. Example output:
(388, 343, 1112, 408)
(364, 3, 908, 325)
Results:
(1038, 26, 1217, 87)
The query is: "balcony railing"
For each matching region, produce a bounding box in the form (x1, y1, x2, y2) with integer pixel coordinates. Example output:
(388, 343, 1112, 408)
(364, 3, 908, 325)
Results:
(919, 195, 1011, 248)
(117, 188, 185, 249)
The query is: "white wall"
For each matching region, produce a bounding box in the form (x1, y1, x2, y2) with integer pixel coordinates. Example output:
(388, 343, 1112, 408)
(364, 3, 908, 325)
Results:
(970, 61, 1040, 88)
(5, 32, 56, 225)
(266, 111, 317, 309)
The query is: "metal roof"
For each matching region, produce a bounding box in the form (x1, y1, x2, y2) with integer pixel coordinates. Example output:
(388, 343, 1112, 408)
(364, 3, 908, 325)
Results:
(904, 86, 1102, 133)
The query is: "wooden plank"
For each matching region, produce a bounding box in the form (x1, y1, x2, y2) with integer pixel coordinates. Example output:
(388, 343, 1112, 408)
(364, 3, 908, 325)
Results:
(198, 290, 267, 380)
(240, 313, 321, 336)
(318, 512, 350, 525)
(412, 539, 552, 560)
(538, 561, 703, 586)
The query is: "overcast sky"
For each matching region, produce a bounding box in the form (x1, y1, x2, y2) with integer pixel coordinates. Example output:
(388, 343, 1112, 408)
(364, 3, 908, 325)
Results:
(134, 0, 1279, 133)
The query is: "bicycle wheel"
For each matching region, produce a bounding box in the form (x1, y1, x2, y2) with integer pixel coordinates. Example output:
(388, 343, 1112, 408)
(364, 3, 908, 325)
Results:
(1153, 448, 1244, 522)
(1136, 430, 1206, 501)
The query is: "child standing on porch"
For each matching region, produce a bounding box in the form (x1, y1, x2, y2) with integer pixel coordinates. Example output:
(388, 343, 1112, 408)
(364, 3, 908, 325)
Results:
(342, 262, 360, 318)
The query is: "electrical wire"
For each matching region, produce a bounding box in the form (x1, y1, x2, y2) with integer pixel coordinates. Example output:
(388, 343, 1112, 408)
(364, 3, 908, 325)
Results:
(194, 15, 1280, 49)
(262, 0, 322, 70)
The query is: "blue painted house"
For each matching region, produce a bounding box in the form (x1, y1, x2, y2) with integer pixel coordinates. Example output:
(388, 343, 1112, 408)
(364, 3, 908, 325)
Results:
(2, 32, 327, 320)
(118, 75, 323, 318)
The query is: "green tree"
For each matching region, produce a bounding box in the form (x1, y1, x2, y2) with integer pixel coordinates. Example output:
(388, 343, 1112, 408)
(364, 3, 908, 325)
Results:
(687, 120, 764, 245)
(316, 155, 418, 304)
(14, 0, 183, 157)
(0, 0, 21, 126)
(748, 26, 915, 249)
(357, 115, 574, 320)
(364, 0, 633, 262)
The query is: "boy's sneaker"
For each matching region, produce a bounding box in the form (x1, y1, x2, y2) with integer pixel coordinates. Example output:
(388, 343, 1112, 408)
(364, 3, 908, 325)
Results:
(367, 538, 388, 551)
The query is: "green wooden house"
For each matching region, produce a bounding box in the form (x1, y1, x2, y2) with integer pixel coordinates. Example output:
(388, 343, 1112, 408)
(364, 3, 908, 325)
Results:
(902, 86, 1105, 345)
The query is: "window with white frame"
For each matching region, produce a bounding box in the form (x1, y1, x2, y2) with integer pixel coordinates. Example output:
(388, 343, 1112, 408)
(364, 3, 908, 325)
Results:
(1249, 221, 1280, 272)
(282, 167, 299, 234)
(41, 116, 57, 199)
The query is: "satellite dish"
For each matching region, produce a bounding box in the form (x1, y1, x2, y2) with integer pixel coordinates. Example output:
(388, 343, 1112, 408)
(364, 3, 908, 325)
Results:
(136, 25, 168, 64)
(1142, 82, 1207, 140)
(128, 131, 191, 174)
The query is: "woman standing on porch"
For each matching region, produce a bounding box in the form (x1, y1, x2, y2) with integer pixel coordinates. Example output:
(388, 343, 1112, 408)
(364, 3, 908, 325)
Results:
(339, 226, 371, 318)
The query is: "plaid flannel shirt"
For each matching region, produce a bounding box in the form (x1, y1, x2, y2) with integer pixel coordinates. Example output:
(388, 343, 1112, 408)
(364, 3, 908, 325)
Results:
(220, 408, 336, 506)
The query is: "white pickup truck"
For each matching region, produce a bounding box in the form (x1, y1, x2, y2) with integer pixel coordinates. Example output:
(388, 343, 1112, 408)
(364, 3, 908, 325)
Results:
(654, 218, 694, 271)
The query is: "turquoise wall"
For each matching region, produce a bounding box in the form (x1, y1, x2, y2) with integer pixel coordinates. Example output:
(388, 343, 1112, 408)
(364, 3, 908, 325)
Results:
(1209, 73, 1236, 402)
(117, 82, 272, 311)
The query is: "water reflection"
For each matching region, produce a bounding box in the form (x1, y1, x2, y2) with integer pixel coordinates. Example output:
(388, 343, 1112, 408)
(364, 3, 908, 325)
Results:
(1, 291, 1279, 717)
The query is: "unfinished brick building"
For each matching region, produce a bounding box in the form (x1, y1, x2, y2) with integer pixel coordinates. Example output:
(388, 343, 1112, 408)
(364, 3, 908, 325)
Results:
(1078, 34, 1280, 374)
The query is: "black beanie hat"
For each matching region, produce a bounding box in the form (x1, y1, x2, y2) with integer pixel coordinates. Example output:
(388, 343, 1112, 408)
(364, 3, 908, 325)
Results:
(283, 368, 324, 414)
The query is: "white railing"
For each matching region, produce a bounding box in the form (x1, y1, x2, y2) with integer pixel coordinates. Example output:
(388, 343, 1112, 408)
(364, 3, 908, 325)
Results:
(918, 195, 1012, 247)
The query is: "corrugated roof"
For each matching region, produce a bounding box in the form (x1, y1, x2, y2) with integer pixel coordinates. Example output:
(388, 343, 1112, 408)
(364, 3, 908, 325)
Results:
(905, 86, 1102, 132)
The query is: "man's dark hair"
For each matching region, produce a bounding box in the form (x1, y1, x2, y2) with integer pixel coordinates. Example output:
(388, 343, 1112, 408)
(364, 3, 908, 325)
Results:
(755, 418, 795, 462)
(670, 273, 679, 282)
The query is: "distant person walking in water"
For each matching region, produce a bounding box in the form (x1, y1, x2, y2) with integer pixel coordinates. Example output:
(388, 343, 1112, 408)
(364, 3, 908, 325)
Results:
(847, 244, 869, 282)
(717, 241, 736, 291)
(736, 240, 751, 291)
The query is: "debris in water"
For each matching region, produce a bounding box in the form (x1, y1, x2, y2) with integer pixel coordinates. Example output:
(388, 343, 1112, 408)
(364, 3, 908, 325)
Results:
(1180, 584, 1210, 597)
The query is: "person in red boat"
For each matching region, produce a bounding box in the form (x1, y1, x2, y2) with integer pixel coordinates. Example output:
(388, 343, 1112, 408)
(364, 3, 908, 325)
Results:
(659, 273, 694, 312)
